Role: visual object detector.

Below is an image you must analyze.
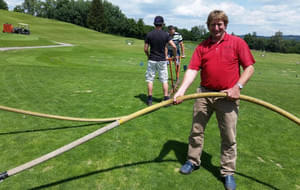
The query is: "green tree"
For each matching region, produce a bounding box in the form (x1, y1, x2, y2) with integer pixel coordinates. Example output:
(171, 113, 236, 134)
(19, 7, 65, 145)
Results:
(255, 38, 266, 51)
(266, 31, 285, 52)
(124, 18, 138, 37)
(178, 28, 192, 41)
(190, 25, 208, 41)
(53, 0, 72, 22)
(87, 0, 106, 32)
(244, 33, 255, 49)
(243, 32, 267, 51)
(23, 0, 37, 15)
(35, 0, 47, 17)
(73, 0, 90, 27)
(136, 18, 145, 39)
(14, 5, 25, 12)
(53, 0, 87, 27)
(42, 0, 56, 18)
(103, 1, 127, 35)
(0, 0, 8, 10)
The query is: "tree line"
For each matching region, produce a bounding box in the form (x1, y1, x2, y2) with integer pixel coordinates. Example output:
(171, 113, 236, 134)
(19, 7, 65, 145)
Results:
(243, 31, 300, 54)
(0, 0, 8, 10)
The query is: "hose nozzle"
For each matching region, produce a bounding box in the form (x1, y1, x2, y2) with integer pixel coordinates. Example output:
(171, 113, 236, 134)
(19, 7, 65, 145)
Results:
(0, 171, 8, 183)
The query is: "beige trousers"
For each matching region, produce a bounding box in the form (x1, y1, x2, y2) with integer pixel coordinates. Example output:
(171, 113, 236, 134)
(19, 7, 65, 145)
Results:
(188, 87, 239, 177)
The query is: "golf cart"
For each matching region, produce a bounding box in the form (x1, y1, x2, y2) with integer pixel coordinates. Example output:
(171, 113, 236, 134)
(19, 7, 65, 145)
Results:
(13, 23, 30, 35)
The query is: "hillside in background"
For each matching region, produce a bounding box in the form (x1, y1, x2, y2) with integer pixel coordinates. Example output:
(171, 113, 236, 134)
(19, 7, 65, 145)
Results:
(0, 9, 136, 48)
(282, 35, 300, 41)
(240, 35, 300, 41)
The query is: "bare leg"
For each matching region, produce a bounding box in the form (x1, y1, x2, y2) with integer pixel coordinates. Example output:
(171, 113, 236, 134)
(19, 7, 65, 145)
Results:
(162, 82, 168, 96)
(148, 82, 153, 96)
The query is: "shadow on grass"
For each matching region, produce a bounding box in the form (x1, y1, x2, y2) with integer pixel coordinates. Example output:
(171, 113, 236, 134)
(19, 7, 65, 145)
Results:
(29, 159, 178, 190)
(154, 140, 279, 190)
(154, 140, 222, 182)
(134, 93, 162, 105)
(29, 140, 279, 190)
(0, 123, 101, 136)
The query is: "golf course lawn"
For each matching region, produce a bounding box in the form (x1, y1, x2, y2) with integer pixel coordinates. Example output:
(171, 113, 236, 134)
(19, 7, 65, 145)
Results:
(0, 10, 299, 189)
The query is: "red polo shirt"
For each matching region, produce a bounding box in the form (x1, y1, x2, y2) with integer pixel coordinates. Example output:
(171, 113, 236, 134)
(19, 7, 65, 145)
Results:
(189, 33, 255, 90)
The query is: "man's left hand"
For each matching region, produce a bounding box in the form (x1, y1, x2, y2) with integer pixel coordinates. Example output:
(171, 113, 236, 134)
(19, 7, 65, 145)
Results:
(221, 85, 240, 100)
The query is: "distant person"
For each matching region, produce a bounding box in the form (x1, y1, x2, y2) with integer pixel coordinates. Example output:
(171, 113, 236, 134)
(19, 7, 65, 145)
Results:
(167, 25, 185, 81)
(173, 10, 255, 190)
(144, 16, 177, 106)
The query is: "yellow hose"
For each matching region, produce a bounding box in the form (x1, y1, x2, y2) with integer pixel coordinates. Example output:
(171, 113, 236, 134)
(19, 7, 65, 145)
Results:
(0, 105, 123, 122)
(0, 92, 299, 125)
(120, 93, 300, 125)
(0, 92, 299, 182)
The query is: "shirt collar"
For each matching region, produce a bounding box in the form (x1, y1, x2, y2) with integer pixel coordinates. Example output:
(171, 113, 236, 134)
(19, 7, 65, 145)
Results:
(223, 32, 229, 41)
(208, 32, 228, 44)
(170, 32, 178, 36)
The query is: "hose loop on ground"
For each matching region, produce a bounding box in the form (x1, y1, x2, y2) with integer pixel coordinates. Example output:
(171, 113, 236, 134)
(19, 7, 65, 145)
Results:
(0, 92, 299, 182)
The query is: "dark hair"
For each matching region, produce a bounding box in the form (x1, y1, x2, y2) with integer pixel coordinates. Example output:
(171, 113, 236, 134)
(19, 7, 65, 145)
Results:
(168, 25, 174, 30)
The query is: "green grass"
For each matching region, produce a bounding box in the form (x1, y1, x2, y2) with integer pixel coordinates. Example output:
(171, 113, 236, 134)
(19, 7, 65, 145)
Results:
(0, 33, 56, 47)
(0, 10, 299, 189)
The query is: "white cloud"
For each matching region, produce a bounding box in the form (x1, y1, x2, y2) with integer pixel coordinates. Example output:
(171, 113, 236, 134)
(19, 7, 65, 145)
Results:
(6, 0, 23, 9)
(171, 0, 300, 35)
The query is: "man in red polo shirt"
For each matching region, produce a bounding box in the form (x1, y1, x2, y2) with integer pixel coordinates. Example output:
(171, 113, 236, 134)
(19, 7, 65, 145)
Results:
(173, 10, 255, 190)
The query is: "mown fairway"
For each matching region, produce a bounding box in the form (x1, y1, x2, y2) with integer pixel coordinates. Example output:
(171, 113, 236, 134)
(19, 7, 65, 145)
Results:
(0, 10, 299, 189)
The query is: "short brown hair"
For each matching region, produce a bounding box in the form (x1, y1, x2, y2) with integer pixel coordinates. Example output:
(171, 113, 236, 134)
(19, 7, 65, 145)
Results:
(206, 10, 229, 27)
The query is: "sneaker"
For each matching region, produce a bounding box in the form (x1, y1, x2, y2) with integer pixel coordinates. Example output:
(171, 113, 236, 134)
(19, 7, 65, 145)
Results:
(180, 161, 199, 174)
(147, 99, 152, 106)
(224, 175, 236, 190)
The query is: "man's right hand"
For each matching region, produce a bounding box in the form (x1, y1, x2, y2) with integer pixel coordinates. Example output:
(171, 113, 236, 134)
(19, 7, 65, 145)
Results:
(173, 91, 184, 105)
(173, 69, 198, 105)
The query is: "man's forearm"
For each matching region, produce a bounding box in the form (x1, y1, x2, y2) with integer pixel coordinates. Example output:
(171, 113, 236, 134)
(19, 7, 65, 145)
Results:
(169, 40, 177, 57)
(237, 65, 255, 87)
(223, 65, 254, 99)
(177, 69, 198, 94)
(180, 42, 185, 55)
(144, 43, 150, 59)
(145, 52, 150, 59)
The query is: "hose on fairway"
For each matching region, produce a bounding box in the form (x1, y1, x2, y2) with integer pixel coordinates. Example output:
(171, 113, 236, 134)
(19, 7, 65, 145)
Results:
(0, 105, 123, 122)
(0, 92, 299, 182)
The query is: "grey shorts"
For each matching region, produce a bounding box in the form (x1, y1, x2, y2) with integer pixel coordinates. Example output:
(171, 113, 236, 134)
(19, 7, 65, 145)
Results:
(145, 60, 168, 83)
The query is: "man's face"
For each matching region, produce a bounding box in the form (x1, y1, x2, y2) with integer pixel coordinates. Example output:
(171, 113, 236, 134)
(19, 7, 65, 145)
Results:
(169, 29, 175, 35)
(208, 19, 226, 40)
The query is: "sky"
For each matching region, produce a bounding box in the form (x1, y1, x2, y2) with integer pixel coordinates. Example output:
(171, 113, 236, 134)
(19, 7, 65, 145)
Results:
(6, 0, 300, 36)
